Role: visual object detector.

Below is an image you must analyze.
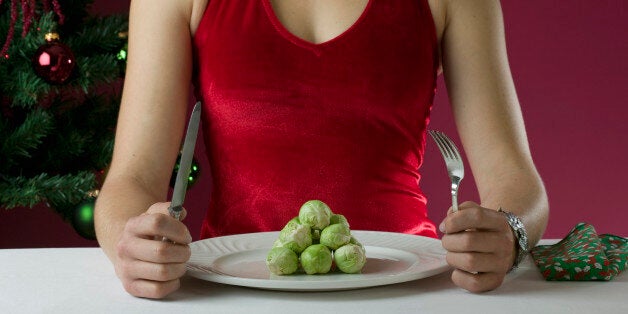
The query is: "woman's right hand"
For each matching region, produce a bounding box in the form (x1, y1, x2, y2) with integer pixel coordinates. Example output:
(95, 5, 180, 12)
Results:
(93, 0, 200, 300)
(114, 202, 192, 299)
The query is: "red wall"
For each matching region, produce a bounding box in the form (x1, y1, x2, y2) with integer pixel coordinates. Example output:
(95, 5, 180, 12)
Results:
(1, 0, 626, 248)
(427, 1, 628, 239)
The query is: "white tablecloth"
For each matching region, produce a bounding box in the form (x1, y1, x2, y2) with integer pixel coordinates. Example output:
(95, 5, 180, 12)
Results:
(1, 241, 626, 314)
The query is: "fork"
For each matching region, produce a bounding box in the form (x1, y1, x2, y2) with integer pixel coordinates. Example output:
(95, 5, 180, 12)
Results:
(428, 130, 465, 212)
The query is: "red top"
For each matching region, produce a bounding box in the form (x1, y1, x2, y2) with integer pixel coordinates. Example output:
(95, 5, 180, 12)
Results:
(192, 0, 439, 239)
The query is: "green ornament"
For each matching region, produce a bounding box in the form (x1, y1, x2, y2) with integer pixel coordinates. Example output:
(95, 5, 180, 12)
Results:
(72, 197, 96, 240)
(170, 153, 201, 189)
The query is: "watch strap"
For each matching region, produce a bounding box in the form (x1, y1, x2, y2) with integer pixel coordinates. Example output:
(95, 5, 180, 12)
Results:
(499, 208, 529, 271)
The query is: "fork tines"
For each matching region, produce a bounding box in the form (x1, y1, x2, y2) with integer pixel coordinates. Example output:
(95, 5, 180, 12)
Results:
(428, 130, 461, 160)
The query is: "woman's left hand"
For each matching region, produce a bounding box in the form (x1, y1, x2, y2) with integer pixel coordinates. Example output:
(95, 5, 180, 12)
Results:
(440, 201, 517, 292)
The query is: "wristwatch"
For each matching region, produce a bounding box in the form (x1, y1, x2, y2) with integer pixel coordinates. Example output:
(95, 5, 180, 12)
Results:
(498, 208, 529, 271)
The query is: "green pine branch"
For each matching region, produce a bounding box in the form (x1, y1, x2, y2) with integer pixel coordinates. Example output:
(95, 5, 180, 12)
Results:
(2, 12, 126, 102)
(0, 3, 127, 212)
(68, 15, 128, 55)
(75, 54, 122, 93)
(0, 171, 96, 214)
(3, 70, 52, 107)
(0, 109, 54, 171)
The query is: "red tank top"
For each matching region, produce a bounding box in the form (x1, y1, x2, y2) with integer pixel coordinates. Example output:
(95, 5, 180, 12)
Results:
(193, 0, 439, 239)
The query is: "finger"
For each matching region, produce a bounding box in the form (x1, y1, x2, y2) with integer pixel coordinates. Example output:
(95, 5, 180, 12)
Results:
(127, 212, 192, 244)
(121, 260, 188, 282)
(451, 269, 504, 293)
(118, 236, 191, 263)
(444, 206, 508, 234)
(446, 206, 454, 216)
(446, 251, 509, 274)
(123, 278, 181, 299)
(454, 201, 479, 213)
(147, 202, 188, 221)
(439, 201, 478, 233)
(441, 230, 512, 254)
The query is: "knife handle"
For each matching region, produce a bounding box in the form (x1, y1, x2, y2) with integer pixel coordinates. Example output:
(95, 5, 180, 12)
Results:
(168, 204, 184, 221)
(161, 204, 183, 243)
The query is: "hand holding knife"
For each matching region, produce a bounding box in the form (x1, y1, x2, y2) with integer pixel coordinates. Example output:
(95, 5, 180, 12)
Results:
(168, 102, 202, 221)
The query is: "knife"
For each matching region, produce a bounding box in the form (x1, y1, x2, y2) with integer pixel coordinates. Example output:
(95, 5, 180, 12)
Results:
(168, 101, 202, 221)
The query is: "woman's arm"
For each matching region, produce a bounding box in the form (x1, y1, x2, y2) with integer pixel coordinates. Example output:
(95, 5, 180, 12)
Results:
(94, 0, 196, 299)
(439, 0, 549, 292)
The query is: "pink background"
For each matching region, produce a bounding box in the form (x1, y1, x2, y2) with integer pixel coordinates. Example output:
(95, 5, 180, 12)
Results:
(1, 0, 626, 248)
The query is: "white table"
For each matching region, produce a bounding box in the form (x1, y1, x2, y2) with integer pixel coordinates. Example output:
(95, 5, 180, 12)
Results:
(1, 242, 626, 314)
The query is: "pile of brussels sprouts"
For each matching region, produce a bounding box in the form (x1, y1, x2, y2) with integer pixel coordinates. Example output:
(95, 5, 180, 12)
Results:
(266, 200, 367, 275)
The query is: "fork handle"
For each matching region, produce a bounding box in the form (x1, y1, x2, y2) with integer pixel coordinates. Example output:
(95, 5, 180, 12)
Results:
(450, 180, 460, 212)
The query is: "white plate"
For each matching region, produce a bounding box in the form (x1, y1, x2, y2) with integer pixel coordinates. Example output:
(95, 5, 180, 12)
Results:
(186, 230, 450, 291)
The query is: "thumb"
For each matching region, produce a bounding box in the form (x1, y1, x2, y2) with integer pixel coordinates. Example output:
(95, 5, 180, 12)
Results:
(439, 206, 456, 232)
(439, 201, 477, 232)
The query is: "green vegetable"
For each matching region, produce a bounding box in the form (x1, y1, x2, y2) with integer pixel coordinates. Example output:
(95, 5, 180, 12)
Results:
(330, 214, 350, 229)
(266, 247, 299, 275)
(320, 223, 351, 250)
(300, 244, 332, 274)
(276, 217, 312, 254)
(298, 200, 332, 230)
(334, 243, 367, 274)
(266, 200, 366, 275)
(311, 229, 321, 243)
(349, 236, 365, 253)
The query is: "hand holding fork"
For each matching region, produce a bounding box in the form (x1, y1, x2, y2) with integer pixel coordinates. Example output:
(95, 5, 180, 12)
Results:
(430, 130, 520, 292)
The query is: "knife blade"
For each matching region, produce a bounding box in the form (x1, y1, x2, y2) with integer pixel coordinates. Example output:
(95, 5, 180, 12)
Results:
(168, 101, 201, 221)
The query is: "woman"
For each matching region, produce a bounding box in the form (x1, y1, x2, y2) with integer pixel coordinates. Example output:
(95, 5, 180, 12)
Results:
(95, 0, 549, 298)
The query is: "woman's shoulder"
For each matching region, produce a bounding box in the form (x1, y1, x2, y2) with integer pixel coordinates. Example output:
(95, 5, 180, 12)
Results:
(129, 0, 206, 35)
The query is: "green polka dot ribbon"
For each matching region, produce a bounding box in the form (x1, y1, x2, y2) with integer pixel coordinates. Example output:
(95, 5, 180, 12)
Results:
(530, 223, 627, 281)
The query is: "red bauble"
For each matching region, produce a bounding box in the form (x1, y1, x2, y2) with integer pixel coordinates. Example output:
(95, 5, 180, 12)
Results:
(32, 32, 75, 84)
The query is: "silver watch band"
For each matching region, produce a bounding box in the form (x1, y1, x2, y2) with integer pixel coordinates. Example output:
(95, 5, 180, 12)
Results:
(498, 208, 529, 271)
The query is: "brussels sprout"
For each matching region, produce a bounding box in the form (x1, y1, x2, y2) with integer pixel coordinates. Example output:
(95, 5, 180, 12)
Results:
(334, 243, 367, 274)
(330, 214, 350, 229)
(320, 223, 351, 250)
(277, 217, 312, 254)
(266, 247, 299, 275)
(311, 229, 321, 243)
(298, 200, 332, 230)
(300, 244, 332, 274)
(272, 239, 283, 248)
(349, 236, 365, 253)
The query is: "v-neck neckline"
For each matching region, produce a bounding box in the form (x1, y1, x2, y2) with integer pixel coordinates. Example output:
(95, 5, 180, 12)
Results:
(262, 0, 374, 51)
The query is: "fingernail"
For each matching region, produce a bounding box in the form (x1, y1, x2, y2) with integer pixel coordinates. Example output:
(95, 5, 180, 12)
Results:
(439, 221, 445, 233)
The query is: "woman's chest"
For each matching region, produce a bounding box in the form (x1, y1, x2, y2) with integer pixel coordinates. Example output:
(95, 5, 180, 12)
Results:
(267, 0, 370, 45)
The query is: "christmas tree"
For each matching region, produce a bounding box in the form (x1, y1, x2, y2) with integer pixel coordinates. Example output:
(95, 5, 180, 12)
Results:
(0, 0, 128, 239)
